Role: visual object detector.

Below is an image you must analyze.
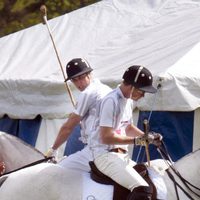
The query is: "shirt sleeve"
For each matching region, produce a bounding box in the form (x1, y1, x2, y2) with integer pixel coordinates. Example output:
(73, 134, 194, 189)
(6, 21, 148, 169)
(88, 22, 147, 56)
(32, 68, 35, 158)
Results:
(99, 97, 116, 128)
(74, 91, 91, 117)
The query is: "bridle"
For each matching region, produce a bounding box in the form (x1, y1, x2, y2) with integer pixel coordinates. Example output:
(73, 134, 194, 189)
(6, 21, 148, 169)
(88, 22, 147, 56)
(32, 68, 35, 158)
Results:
(1, 156, 54, 177)
(157, 142, 200, 200)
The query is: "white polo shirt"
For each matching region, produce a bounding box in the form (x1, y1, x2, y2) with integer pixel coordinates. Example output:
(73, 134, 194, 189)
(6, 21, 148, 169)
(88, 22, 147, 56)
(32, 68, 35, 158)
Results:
(74, 78, 111, 144)
(89, 86, 136, 157)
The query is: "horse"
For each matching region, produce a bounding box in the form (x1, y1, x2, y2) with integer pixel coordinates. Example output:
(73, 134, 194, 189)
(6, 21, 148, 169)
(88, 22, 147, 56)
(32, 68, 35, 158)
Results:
(0, 131, 200, 200)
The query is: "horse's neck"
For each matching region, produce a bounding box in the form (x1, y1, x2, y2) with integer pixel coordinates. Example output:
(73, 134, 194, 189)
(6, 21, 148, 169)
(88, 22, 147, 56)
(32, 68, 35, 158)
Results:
(0, 132, 44, 172)
(174, 149, 200, 188)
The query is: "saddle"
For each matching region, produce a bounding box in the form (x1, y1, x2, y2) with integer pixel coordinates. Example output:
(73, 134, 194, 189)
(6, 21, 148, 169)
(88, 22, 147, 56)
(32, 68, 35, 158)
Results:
(89, 161, 157, 200)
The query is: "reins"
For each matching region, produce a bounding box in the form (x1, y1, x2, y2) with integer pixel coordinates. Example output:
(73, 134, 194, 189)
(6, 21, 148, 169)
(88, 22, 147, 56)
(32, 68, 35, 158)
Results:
(157, 142, 200, 200)
(1, 156, 54, 176)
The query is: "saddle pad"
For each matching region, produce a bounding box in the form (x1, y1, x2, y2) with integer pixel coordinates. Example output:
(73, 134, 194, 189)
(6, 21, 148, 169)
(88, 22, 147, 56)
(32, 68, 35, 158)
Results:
(148, 167, 167, 200)
(82, 172, 113, 200)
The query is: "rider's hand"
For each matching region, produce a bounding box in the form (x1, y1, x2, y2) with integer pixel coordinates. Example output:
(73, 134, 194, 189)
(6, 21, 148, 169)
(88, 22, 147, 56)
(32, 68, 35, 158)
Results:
(150, 132, 163, 146)
(134, 132, 163, 147)
(45, 147, 57, 158)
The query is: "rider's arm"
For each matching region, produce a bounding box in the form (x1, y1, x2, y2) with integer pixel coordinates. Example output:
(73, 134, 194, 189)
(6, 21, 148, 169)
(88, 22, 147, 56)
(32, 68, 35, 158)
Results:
(51, 113, 81, 150)
(100, 126, 136, 145)
(125, 124, 144, 137)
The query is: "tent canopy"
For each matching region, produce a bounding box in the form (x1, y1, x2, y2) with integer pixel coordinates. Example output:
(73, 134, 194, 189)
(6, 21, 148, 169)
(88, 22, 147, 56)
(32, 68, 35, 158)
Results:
(1, 0, 200, 119)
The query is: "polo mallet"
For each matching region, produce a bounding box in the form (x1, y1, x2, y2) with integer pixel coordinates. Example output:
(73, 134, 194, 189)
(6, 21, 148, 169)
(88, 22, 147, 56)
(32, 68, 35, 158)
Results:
(143, 119, 151, 167)
(40, 5, 76, 107)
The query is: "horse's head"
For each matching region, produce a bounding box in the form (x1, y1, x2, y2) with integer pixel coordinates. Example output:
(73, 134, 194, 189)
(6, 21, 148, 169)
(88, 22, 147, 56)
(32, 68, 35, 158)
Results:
(0, 131, 45, 173)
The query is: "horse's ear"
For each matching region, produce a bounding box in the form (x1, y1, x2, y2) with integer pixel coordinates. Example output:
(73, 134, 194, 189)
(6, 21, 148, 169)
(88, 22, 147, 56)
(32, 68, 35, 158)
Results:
(0, 161, 6, 176)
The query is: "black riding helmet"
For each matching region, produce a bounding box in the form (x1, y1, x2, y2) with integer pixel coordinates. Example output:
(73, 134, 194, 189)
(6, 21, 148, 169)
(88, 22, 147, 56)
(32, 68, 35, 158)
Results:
(66, 58, 93, 81)
(122, 65, 157, 93)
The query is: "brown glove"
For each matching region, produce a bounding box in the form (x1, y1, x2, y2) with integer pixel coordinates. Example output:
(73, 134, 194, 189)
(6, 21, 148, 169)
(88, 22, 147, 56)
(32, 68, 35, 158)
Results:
(134, 132, 163, 147)
(150, 132, 163, 146)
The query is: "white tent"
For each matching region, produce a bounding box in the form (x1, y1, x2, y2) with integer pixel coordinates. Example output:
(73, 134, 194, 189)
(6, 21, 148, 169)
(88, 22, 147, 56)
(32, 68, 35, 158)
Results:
(0, 0, 200, 159)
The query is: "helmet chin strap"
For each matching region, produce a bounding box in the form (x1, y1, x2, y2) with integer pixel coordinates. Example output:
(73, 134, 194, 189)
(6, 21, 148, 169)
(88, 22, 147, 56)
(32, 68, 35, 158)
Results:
(130, 86, 134, 98)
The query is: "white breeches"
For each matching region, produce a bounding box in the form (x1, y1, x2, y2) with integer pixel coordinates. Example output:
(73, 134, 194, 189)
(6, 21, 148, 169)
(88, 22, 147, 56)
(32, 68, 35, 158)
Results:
(58, 146, 93, 172)
(94, 152, 148, 191)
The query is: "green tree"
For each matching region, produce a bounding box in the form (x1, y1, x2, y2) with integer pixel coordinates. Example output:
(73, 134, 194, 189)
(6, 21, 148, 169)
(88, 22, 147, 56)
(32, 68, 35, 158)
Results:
(0, 0, 99, 37)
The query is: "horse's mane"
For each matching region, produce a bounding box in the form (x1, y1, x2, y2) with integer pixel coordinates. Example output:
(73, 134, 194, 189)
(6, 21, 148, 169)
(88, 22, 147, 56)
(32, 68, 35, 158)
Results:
(174, 148, 200, 170)
(176, 148, 200, 163)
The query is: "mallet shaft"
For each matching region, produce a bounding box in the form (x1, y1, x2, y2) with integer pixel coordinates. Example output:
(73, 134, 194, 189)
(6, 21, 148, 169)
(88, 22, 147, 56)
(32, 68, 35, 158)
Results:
(40, 5, 76, 107)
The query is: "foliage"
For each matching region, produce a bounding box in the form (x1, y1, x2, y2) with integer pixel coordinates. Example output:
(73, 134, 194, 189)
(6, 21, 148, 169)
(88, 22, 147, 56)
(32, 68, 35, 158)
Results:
(0, 0, 99, 37)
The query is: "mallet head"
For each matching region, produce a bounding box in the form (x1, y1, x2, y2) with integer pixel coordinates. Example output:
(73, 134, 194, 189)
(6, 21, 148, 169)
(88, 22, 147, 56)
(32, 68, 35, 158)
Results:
(40, 5, 47, 16)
